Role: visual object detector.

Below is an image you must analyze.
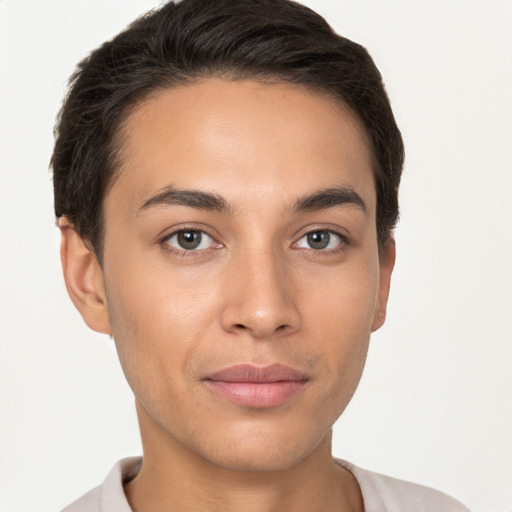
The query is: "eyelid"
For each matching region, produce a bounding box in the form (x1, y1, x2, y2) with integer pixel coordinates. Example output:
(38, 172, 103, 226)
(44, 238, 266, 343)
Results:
(292, 227, 349, 252)
(157, 224, 348, 256)
(160, 225, 223, 255)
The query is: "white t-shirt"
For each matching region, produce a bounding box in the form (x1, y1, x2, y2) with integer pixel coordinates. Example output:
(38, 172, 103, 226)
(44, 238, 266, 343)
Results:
(62, 457, 471, 511)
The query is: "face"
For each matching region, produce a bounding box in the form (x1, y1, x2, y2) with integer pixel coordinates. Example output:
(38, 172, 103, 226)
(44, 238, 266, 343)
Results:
(67, 79, 393, 472)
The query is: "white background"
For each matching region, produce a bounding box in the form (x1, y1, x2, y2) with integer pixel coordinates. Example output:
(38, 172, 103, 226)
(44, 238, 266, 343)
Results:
(0, 1, 511, 511)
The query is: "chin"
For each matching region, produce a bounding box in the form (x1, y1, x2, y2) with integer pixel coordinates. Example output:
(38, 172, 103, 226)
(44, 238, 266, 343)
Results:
(204, 447, 311, 473)
(190, 421, 331, 473)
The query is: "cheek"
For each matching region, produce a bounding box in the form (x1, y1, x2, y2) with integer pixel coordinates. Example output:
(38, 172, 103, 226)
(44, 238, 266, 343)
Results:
(304, 254, 380, 336)
(103, 254, 224, 394)
(301, 257, 379, 392)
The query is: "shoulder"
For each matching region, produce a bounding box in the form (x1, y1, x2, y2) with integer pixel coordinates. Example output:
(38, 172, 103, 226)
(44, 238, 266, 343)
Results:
(60, 457, 142, 512)
(336, 459, 471, 512)
(61, 485, 101, 512)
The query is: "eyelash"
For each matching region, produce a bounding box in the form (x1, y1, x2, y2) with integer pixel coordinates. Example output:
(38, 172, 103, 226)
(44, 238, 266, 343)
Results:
(160, 226, 222, 257)
(293, 229, 348, 254)
(159, 227, 348, 257)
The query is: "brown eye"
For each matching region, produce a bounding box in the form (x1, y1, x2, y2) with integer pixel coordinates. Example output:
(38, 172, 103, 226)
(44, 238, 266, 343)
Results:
(165, 230, 214, 251)
(177, 230, 202, 249)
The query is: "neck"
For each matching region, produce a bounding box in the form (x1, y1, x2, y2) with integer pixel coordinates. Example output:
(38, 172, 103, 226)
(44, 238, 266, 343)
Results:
(125, 403, 363, 512)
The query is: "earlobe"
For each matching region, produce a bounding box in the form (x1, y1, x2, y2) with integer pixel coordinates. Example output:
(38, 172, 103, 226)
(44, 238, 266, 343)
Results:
(371, 238, 396, 332)
(59, 218, 112, 335)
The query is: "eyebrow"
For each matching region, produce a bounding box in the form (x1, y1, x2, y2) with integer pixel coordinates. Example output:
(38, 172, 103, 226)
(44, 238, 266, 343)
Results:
(292, 187, 367, 215)
(138, 186, 229, 214)
(138, 185, 367, 216)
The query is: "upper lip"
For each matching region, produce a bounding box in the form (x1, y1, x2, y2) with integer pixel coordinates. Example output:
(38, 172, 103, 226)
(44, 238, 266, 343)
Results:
(204, 364, 309, 383)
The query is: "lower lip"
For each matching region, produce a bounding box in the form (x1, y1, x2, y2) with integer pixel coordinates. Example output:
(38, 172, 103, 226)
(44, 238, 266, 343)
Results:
(204, 380, 306, 408)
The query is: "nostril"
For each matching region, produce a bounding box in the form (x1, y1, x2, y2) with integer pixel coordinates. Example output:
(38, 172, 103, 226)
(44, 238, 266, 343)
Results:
(233, 322, 289, 333)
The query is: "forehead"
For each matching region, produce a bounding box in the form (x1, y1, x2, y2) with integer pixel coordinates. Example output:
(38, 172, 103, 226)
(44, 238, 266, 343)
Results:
(109, 78, 376, 214)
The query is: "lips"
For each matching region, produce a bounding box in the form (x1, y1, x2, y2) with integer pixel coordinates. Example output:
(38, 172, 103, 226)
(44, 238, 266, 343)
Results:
(202, 364, 309, 408)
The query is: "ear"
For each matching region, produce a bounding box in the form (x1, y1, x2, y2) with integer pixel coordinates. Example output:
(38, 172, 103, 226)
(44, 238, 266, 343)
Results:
(371, 238, 396, 332)
(59, 218, 112, 334)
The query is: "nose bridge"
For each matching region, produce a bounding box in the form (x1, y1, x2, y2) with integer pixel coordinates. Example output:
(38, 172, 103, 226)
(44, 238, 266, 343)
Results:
(221, 241, 300, 338)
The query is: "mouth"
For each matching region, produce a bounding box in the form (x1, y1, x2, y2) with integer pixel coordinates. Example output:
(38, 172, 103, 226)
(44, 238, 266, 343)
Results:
(202, 364, 309, 408)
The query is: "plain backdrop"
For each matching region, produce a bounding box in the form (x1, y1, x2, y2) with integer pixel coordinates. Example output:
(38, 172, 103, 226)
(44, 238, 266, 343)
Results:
(1, 1, 511, 511)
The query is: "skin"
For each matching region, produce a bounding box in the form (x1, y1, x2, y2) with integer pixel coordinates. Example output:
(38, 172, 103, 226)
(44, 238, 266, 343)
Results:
(60, 79, 395, 512)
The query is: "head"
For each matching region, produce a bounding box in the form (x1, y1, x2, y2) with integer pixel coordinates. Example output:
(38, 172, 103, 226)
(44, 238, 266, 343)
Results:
(53, 0, 403, 472)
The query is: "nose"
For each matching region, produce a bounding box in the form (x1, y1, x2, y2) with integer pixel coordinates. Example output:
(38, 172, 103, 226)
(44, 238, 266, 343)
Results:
(220, 248, 301, 339)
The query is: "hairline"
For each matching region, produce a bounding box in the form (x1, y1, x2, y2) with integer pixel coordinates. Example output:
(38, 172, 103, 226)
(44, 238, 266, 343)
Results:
(91, 73, 383, 263)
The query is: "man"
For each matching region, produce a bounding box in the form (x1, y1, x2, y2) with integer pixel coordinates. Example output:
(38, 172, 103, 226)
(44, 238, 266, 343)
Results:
(53, 0, 470, 510)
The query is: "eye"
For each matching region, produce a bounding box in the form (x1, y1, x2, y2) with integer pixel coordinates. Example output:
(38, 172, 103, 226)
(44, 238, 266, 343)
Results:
(295, 230, 344, 250)
(163, 229, 217, 251)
